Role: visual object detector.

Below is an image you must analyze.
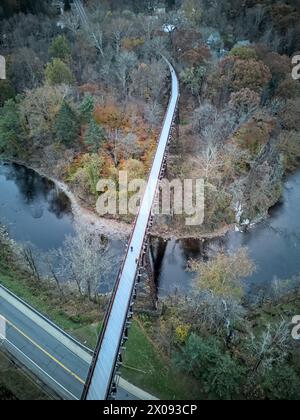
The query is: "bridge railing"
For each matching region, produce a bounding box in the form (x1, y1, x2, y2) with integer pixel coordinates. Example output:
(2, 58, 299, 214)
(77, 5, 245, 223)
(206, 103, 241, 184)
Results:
(82, 58, 179, 400)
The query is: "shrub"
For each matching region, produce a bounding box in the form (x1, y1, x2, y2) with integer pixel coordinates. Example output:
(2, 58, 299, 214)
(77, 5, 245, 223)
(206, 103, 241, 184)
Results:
(0, 80, 15, 107)
(280, 98, 300, 131)
(175, 324, 191, 345)
(174, 334, 246, 400)
(278, 130, 300, 172)
(262, 365, 300, 400)
(234, 117, 273, 155)
(229, 88, 260, 116)
(0, 99, 25, 155)
(229, 46, 258, 61)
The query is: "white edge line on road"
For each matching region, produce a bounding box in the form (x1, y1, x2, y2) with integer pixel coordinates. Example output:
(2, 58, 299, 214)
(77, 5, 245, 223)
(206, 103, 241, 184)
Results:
(1, 293, 157, 400)
(2, 338, 79, 400)
(0, 287, 92, 364)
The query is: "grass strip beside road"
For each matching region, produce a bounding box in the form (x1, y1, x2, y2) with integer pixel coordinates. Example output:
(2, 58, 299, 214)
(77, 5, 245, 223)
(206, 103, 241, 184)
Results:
(0, 252, 201, 400)
(0, 252, 102, 343)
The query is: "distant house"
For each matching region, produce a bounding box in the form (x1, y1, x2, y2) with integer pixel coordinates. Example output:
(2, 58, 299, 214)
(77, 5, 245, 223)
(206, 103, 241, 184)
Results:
(162, 23, 176, 33)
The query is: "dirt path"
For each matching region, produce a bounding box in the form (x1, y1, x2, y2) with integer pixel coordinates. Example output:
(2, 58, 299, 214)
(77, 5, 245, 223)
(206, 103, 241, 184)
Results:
(53, 178, 131, 239)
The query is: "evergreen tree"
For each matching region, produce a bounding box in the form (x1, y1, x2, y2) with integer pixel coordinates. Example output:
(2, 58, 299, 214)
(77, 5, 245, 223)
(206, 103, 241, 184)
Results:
(0, 99, 25, 155)
(0, 0, 51, 18)
(45, 58, 75, 86)
(174, 333, 245, 400)
(80, 95, 95, 123)
(54, 100, 79, 146)
(49, 35, 71, 62)
(64, 0, 71, 12)
(0, 80, 15, 107)
(84, 119, 105, 152)
(262, 365, 300, 400)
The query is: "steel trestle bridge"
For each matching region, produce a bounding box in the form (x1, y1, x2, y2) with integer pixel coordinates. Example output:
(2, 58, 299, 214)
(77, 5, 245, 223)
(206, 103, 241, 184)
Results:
(82, 60, 179, 400)
(0, 0, 179, 402)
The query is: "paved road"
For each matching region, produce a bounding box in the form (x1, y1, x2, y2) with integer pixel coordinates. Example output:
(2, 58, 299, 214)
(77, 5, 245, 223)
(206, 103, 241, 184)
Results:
(0, 286, 90, 399)
(0, 285, 156, 400)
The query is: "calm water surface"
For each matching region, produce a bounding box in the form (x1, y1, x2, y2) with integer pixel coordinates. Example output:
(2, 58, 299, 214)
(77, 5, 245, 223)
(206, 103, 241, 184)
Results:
(155, 171, 300, 297)
(0, 162, 74, 250)
(1, 162, 300, 297)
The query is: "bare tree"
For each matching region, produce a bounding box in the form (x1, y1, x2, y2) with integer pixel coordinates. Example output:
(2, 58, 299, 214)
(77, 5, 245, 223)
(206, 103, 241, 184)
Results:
(60, 11, 81, 33)
(247, 321, 290, 373)
(144, 101, 163, 128)
(21, 246, 41, 283)
(114, 51, 138, 98)
(110, 17, 133, 56)
(53, 223, 115, 302)
(82, 7, 109, 57)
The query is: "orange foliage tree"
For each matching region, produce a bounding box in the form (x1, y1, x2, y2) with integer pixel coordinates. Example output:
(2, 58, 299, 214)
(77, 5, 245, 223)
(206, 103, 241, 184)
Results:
(234, 115, 274, 155)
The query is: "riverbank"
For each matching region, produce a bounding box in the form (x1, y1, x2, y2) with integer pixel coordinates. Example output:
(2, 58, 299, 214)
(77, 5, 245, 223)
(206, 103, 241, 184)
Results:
(151, 223, 235, 241)
(2, 159, 300, 301)
(2, 159, 131, 240)
(2, 158, 237, 243)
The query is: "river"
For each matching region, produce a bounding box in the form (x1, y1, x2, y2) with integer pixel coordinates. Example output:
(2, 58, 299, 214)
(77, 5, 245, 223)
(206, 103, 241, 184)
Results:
(0, 162, 74, 250)
(1, 161, 300, 298)
(0, 161, 124, 291)
(155, 171, 300, 298)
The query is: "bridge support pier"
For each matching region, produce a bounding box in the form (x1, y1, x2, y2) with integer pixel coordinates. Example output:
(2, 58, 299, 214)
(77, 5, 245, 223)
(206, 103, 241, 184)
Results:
(138, 238, 158, 310)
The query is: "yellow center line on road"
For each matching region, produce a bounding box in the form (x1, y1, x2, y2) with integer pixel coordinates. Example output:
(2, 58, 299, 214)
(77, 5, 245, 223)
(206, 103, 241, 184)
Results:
(4, 317, 85, 385)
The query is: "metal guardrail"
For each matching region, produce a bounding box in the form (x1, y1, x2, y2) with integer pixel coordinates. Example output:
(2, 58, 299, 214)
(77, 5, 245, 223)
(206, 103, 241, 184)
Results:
(1, 339, 77, 400)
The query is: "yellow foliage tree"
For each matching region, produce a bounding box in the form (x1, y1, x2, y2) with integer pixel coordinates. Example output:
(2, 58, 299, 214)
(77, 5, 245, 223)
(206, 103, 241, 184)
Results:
(189, 248, 255, 301)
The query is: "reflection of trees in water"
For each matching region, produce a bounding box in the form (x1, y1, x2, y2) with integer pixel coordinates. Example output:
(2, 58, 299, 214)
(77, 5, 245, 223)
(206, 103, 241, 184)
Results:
(180, 238, 207, 261)
(46, 190, 72, 219)
(265, 223, 300, 247)
(4, 163, 72, 219)
(151, 237, 167, 281)
(152, 237, 210, 278)
(247, 274, 300, 306)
